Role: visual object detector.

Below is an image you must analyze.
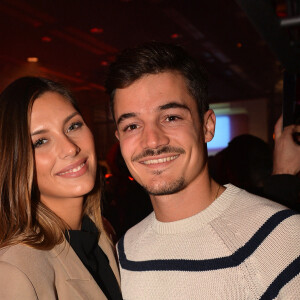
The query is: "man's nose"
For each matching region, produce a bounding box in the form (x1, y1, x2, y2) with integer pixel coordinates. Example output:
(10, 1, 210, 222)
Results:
(141, 123, 170, 149)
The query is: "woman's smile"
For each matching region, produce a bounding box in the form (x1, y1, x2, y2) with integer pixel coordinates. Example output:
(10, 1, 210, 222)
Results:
(56, 158, 88, 177)
(30, 91, 97, 207)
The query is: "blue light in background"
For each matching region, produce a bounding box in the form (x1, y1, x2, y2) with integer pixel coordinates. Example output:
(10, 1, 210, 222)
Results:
(207, 115, 230, 150)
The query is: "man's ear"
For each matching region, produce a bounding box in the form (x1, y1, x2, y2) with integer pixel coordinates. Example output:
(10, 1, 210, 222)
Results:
(203, 109, 216, 143)
(115, 130, 120, 141)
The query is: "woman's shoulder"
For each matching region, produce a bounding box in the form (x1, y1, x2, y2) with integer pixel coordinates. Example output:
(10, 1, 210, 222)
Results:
(0, 244, 57, 299)
(0, 259, 39, 299)
(0, 243, 54, 275)
(0, 243, 43, 259)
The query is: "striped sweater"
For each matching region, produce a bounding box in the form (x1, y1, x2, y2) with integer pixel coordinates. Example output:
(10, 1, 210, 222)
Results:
(117, 184, 300, 299)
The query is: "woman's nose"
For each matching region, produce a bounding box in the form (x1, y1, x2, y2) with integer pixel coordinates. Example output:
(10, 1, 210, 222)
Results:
(58, 136, 80, 159)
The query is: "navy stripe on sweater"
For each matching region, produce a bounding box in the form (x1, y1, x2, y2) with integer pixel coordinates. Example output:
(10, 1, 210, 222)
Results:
(260, 255, 300, 300)
(118, 209, 298, 272)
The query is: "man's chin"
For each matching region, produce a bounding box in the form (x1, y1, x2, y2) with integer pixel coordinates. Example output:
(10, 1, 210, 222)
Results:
(143, 177, 186, 196)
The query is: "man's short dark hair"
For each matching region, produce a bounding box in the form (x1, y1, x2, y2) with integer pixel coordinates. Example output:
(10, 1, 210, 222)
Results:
(105, 42, 209, 122)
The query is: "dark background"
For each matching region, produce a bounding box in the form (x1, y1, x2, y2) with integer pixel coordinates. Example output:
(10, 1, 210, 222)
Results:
(1, 0, 299, 159)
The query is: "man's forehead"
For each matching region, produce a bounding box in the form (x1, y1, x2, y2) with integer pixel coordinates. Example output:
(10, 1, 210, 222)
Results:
(114, 72, 191, 102)
(116, 101, 191, 125)
(113, 71, 198, 120)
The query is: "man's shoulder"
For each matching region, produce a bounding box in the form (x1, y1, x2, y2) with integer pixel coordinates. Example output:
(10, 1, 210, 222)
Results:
(221, 184, 300, 240)
(118, 211, 154, 251)
(224, 184, 298, 218)
(125, 211, 154, 238)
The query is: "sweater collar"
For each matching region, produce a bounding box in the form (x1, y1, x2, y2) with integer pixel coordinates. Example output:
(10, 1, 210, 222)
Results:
(151, 184, 241, 234)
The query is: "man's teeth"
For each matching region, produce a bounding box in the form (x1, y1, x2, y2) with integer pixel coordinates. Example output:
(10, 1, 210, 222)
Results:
(143, 155, 178, 165)
(59, 163, 85, 175)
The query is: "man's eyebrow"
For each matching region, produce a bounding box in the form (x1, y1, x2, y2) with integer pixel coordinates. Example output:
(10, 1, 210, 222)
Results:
(158, 102, 191, 112)
(117, 112, 137, 126)
(31, 111, 79, 136)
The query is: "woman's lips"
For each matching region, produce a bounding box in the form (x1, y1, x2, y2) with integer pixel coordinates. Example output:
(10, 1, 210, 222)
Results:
(56, 158, 88, 178)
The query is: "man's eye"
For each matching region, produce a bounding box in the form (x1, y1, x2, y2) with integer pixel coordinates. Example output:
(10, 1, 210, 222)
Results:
(166, 115, 181, 122)
(67, 122, 83, 133)
(33, 138, 47, 148)
(124, 124, 138, 132)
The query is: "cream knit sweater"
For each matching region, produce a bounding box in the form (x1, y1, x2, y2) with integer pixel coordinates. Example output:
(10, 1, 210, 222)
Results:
(117, 184, 300, 300)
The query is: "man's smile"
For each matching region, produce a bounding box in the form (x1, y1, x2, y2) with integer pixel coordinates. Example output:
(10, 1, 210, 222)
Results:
(140, 154, 179, 165)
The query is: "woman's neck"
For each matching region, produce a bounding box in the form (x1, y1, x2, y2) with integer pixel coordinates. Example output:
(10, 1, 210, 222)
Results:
(40, 196, 84, 230)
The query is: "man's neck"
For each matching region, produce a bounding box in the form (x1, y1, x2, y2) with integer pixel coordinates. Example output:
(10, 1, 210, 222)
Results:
(150, 172, 223, 222)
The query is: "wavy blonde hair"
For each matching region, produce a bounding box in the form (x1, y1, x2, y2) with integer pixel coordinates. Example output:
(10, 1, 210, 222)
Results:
(0, 77, 105, 250)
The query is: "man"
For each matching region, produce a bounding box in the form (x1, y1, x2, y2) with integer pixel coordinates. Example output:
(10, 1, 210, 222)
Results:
(105, 42, 300, 299)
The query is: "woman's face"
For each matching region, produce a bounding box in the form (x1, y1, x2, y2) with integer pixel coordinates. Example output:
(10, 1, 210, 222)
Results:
(30, 91, 97, 208)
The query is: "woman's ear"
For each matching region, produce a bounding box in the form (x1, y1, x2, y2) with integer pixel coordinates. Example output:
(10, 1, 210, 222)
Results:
(203, 109, 216, 143)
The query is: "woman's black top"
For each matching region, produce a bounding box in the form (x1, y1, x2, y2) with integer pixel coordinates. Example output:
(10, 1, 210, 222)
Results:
(66, 216, 123, 300)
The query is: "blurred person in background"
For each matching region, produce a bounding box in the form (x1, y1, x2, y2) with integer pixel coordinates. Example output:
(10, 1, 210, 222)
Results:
(209, 134, 273, 196)
(263, 115, 300, 211)
(209, 115, 300, 211)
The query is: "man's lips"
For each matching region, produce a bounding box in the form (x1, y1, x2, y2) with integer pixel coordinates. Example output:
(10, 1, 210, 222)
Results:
(140, 154, 179, 165)
(56, 158, 87, 176)
(132, 146, 185, 163)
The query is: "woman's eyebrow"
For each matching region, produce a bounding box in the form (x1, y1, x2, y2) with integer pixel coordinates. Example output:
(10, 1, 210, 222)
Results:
(64, 111, 80, 124)
(31, 129, 48, 136)
(31, 111, 80, 136)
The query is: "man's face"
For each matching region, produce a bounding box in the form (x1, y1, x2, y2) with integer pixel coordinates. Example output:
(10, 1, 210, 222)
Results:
(114, 71, 214, 196)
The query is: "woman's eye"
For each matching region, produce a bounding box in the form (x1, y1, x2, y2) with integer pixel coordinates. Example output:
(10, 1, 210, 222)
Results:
(33, 138, 47, 148)
(67, 122, 83, 133)
(124, 124, 138, 132)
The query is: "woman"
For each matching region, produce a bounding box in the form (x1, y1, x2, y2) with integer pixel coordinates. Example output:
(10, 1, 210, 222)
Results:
(0, 77, 122, 300)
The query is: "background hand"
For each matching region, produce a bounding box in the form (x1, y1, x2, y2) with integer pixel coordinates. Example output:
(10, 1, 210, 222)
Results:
(273, 115, 300, 175)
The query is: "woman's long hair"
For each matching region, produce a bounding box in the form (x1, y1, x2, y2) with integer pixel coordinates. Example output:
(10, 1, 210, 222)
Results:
(0, 77, 105, 250)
